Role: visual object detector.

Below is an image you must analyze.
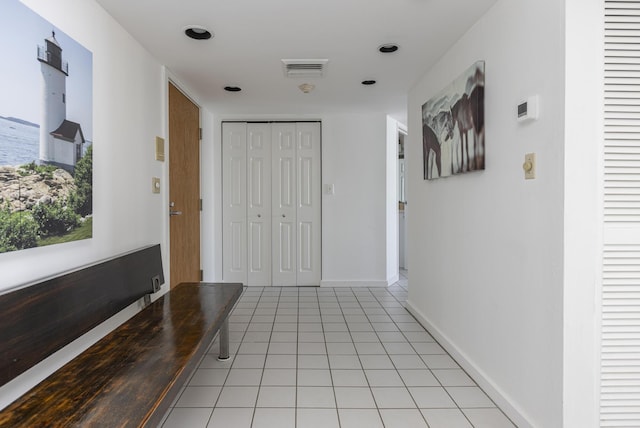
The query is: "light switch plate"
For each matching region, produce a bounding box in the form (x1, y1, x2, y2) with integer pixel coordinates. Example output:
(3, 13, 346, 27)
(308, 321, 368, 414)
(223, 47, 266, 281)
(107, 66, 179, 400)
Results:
(324, 184, 334, 195)
(152, 177, 161, 193)
(155, 137, 165, 161)
(523, 153, 536, 180)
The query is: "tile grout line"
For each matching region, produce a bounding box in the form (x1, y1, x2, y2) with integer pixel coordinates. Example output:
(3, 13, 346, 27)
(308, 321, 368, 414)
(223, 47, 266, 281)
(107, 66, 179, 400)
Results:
(382, 285, 478, 427)
(387, 285, 503, 427)
(223, 286, 263, 425)
(325, 287, 342, 428)
(295, 287, 300, 427)
(387, 281, 508, 427)
(372, 286, 433, 427)
(163, 280, 514, 428)
(252, 286, 280, 427)
(168, 286, 259, 426)
(351, 287, 388, 428)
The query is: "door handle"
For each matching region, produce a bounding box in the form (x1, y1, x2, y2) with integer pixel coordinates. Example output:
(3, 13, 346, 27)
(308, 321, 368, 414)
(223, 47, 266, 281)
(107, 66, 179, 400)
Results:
(169, 201, 182, 216)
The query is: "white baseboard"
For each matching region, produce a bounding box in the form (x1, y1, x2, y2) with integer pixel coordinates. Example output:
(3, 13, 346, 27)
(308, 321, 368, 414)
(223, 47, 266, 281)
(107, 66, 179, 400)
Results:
(320, 280, 389, 288)
(387, 274, 400, 285)
(405, 299, 533, 428)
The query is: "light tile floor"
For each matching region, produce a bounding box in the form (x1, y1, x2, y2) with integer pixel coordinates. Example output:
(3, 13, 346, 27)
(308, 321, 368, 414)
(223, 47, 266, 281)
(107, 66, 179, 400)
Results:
(160, 273, 516, 428)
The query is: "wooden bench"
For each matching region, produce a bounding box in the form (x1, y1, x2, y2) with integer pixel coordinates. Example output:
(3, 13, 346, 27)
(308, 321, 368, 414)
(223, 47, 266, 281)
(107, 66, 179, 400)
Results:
(0, 245, 243, 427)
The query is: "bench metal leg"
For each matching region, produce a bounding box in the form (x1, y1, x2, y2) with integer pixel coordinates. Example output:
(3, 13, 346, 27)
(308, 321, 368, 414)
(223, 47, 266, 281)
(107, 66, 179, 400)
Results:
(218, 318, 230, 361)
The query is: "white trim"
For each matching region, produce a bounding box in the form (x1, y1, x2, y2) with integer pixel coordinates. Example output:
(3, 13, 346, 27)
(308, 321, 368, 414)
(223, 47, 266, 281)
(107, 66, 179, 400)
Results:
(320, 280, 388, 288)
(563, 0, 603, 425)
(405, 299, 533, 428)
(387, 274, 400, 285)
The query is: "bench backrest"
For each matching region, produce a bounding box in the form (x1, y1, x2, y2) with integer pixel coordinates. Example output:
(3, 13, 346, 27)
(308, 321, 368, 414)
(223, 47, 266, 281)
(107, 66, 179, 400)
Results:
(0, 244, 164, 387)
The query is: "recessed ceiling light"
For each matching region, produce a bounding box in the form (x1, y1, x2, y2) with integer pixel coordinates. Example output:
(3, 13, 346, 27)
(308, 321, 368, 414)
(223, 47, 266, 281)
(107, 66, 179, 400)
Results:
(224, 86, 242, 92)
(378, 43, 399, 53)
(362, 80, 377, 86)
(184, 26, 212, 40)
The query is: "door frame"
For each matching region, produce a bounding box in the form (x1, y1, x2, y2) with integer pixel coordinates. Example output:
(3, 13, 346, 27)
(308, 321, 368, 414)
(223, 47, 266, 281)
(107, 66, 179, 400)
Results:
(397, 124, 408, 273)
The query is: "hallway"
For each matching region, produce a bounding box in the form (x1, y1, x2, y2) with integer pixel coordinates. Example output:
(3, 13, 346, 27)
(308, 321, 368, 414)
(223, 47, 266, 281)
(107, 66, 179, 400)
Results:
(160, 278, 516, 428)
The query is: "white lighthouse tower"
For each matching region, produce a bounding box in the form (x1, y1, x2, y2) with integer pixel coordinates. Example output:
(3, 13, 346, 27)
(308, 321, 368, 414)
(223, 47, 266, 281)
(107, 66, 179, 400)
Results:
(37, 31, 84, 170)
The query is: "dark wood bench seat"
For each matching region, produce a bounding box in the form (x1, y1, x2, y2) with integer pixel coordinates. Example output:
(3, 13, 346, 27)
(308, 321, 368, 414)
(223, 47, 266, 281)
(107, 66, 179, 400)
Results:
(0, 282, 243, 427)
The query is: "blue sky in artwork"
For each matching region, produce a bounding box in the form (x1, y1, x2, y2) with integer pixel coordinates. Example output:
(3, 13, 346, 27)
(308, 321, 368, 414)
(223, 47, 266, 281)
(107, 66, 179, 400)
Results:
(0, 0, 93, 140)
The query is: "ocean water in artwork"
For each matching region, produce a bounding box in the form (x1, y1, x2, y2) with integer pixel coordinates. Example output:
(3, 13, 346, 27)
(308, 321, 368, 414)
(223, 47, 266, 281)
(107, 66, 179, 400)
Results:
(0, 116, 39, 166)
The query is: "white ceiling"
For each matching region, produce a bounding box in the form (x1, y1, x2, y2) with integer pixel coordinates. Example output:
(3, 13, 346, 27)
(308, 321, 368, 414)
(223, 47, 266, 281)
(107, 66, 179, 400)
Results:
(95, 0, 498, 123)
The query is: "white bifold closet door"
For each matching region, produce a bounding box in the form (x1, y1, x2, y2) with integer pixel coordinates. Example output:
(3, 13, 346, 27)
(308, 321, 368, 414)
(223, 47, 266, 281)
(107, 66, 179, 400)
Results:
(222, 123, 248, 284)
(247, 124, 272, 286)
(271, 124, 297, 286)
(223, 122, 321, 287)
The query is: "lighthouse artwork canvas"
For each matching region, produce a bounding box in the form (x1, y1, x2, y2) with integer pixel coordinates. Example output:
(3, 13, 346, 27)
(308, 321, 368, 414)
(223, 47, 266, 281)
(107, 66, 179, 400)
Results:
(0, 0, 93, 254)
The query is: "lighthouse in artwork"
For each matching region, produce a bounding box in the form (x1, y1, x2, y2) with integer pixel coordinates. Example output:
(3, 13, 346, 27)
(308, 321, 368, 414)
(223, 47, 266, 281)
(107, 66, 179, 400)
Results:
(37, 31, 85, 170)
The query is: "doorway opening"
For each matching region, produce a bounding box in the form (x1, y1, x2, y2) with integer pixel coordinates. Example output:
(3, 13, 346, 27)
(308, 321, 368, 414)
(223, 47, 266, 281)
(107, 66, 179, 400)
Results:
(398, 127, 408, 281)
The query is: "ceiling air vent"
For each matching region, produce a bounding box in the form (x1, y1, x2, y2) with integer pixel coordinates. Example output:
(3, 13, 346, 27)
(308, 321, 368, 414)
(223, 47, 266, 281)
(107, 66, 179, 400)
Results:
(282, 59, 328, 78)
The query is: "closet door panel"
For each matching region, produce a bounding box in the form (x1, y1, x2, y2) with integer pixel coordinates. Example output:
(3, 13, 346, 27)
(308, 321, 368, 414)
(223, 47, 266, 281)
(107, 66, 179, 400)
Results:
(296, 123, 321, 285)
(272, 123, 297, 286)
(299, 221, 313, 272)
(247, 123, 272, 286)
(277, 221, 295, 271)
(230, 221, 245, 273)
(222, 123, 248, 284)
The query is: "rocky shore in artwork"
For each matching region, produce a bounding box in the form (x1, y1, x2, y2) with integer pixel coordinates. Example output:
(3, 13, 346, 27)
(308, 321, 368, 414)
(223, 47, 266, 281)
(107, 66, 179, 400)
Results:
(0, 165, 76, 212)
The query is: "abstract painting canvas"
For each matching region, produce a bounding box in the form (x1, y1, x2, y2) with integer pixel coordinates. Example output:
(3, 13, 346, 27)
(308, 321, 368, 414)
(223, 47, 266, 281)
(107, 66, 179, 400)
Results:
(422, 61, 485, 180)
(0, 0, 93, 253)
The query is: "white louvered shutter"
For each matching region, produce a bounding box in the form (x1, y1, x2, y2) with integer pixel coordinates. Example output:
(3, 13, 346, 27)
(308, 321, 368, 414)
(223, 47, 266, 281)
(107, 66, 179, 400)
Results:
(602, 2, 640, 426)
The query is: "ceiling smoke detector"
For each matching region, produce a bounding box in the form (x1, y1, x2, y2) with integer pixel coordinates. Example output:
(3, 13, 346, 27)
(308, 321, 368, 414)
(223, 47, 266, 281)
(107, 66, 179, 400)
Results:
(282, 59, 329, 78)
(298, 83, 315, 94)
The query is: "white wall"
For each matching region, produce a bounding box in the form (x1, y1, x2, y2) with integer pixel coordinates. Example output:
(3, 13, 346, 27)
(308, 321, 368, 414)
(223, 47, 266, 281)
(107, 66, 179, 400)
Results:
(0, 0, 166, 409)
(204, 113, 390, 286)
(321, 113, 388, 286)
(405, 0, 565, 427)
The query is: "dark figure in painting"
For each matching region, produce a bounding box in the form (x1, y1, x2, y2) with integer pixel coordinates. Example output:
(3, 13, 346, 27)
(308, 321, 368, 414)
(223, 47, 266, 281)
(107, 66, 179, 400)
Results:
(423, 123, 441, 179)
(451, 94, 475, 173)
(433, 110, 456, 174)
(469, 84, 485, 170)
(433, 110, 454, 141)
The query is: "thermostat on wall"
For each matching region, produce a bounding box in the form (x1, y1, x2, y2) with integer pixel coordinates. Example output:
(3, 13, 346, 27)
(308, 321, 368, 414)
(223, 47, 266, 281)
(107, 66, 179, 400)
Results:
(517, 96, 539, 122)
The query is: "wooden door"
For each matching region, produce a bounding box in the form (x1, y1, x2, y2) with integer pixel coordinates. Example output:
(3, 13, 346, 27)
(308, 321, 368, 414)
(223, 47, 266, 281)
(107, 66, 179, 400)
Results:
(169, 82, 200, 288)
